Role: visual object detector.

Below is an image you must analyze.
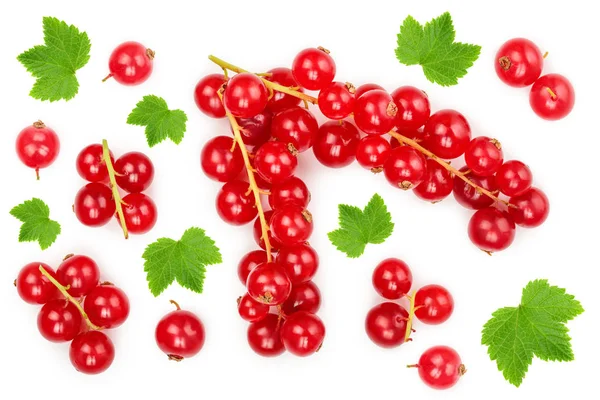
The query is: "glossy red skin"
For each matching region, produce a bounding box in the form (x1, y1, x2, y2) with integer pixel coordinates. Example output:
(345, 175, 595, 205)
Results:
(365, 302, 408, 348)
(238, 293, 269, 322)
(108, 41, 153, 85)
(70, 331, 115, 375)
(281, 280, 321, 315)
(235, 110, 272, 147)
(265, 67, 303, 113)
(276, 244, 319, 284)
(84, 285, 130, 329)
(391, 86, 431, 131)
(354, 83, 384, 99)
(269, 176, 310, 210)
(356, 135, 391, 170)
(424, 110, 471, 159)
(253, 210, 283, 252)
(121, 193, 157, 234)
(281, 311, 325, 357)
(16, 123, 60, 174)
(495, 38, 543, 87)
(414, 284, 454, 325)
(271, 107, 318, 153)
(495, 160, 533, 197)
(237, 250, 268, 285)
(194, 74, 226, 118)
(292, 48, 336, 91)
(414, 159, 454, 202)
(416, 346, 463, 390)
(318, 81, 356, 119)
(465, 137, 504, 176)
(247, 313, 285, 357)
(76, 144, 113, 182)
(224, 73, 269, 118)
(530, 74, 575, 120)
(16, 262, 59, 304)
(508, 187, 549, 228)
(453, 167, 497, 210)
(156, 309, 205, 359)
(270, 206, 314, 246)
(246, 262, 292, 305)
(74, 183, 116, 227)
(201, 136, 244, 182)
(216, 180, 257, 225)
(37, 300, 83, 342)
(372, 258, 412, 300)
(57, 255, 100, 298)
(114, 152, 154, 193)
(468, 208, 516, 252)
(383, 146, 428, 190)
(353, 90, 397, 135)
(254, 141, 298, 184)
(313, 121, 360, 168)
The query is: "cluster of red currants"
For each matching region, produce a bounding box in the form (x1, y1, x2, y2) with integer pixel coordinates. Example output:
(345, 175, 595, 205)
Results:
(495, 38, 575, 120)
(15, 255, 130, 374)
(74, 143, 157, 236)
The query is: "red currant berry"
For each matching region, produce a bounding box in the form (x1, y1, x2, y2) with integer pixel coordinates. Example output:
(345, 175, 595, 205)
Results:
(265, 67, 303, 113)
(76, 144, 113, 182)
(313, 120, 360, 168)
(530, 74, 575, 120)
(247, 313, 285, 357)
(464, 137, 504, 176)
(508, 187, 549, 228)
(37, 300, 82, 342)
(155, 302, 205, 361)
(353, 90, 397, 135)
(216, 180, 257, 225)
(194, 74, 226, 118)
(391, 86, 431, 131)
(121, 193, 158, 234)
(383, 146, 427, 190)
(372, 258, 412, 300)
(74, 183, 116, 227)
(354, 83, 384, 98)
(246, 262, 292, 305)
(70, 331, 115, 375)
(238, 293, 269, 322)
(270, 206, 314, 246)
(57, 254, 100, 298)
(254, 141, 298, 184)
(235, 109, 272, 148)
(292, 47, 336, 91)
(269, 176, 310, 210)
(281, 280, 321, 315)
(495, 160, 533, 197)
(468, 208, 516, 253)
(276, 243, 319, 284)
(495, 38, 543, 87)
(106, 41, 154, 85)
(356, 135, 391, 171)
(414, 284, 454, 325)
(271, 107, 318, 152)
(411, 346, 465, 390)
(16, 121, 60, 179)
(414, 159, 454, 202)
(114, 152, 154, 193)
(223, 72, 269, 118)
(365, 302, 408, 348)
(201, 136, 244, 182)
(424, 110, 471, 159)
(281, 311, 325, 357)
(238, 250, 268, 285)
(453, 167, 498, 210)
(253, 210, 283, 252)
(318, 82, 356, 119)
(84, 284, 130, 329)
(16, 262, 59, 304)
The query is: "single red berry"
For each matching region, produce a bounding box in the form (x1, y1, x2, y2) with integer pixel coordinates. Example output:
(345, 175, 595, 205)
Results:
(355, 135, 391, 171)
(353, 90, 397, 135)
(354, 83, 384, 98)
(194, 74, 226, 118)
(265, 67, 303, 112)
(414, 159, 454, 202)
(70, 331, 115, 375)
(271, 107, 318, 152)
(235, 109, 272, 148)
(238, 293, 269, 322)
(247, 313, 285, 357)
(453, 167, 498, 210)
(16, 262, 59, 304)
(201, 136, 244, 182)
(464, 137, 504, 176)
(318, 81, 356, 119)
(391, 86, 431, 131)
(508, 187, 549, 228)
(281, 280, 321, 315)
(106, 41, 154, 85)
(292, 47, 336, 91)
(253, 210, 283, 252)
(223, 73, 269, 118)
(238, 250, 268, 286)
(76, 144, 113, 182)
(424, 110, 471, 159)
(84, 284, 130, 329)
(254, 141, 298, 184)
(365, 302, 408, 348)
(276, 243, 319, 284)
(372, 258, 412, 300)
(270, 206, 314, 246)
(37, 300, 82, 342)
(468, 208, 516, 253)
(414, 284, 454, 325)
(383, 146, 428, 190)
(411, 346, 465, 390)
(57, 254, 100, 298)
(16, 121, 60, 179)
(155, 302, 205, 361)
(530, 74, 575, 120)
(246, 262, 292, 305)
(114, 151, 154, 193)
(74, 183, 116, 227)
(281, 311, 325, 357)
(313, 120, 360, 168)
(495, 38, 543, 87)
(269, 176, 310, 210)
(121, 193, 158, 234)
(495, 160, 533, 197)
(215, 180, 257, 225)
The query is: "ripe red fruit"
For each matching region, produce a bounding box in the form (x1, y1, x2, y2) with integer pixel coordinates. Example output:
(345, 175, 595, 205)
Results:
(414, 284, 454, 325)
(16, 121, 60, 179)
(453, 167, 497, 210)
(215, 180, 257, 225)
(411, 346, 465, 390)
(391, 86, 431, 131)
(424, 110, 471, 159)
(253, 210, 283, 252)
(16, 262, 58, 304)
(247, 313, 285, 357)
(313, 120, 360, 168)
(281, 280, 321, 315)
(280, 311, 326, 357)
(372, 258, 412, 300)
(354, 83, 384, 99)
(495, 38, 543, 87)
(200, 136, 244, 182)
(246, 262, 292, 305)
(194, 74, 226, 118)
(355, 135, 391, 171)
(70, 331, 115, 375)
(223, 73, 269, 118)
(76, 144, 113, 182)
(37, 300, 82, 342)
(468, 208, 516, 253)
(464, 137, 504, 176)
(235, 110, 272, 148)
(155, 302, 205, 361)
(84, 284, 130, 329)
(271, 107, 318, 152)
(383, 146, 428, 190)
(265, 67, 302, 113)
(268, 176, 310, 210)
(106, 41, 154, 85)
(57, 254, 100, 297)
(121, 193, 158, 234)
(254, 141, 298, 184)
(74, 183, 116, 227)
(495, 160, 533, 197)
(365, 302, 409, 348)
(292, 47, 336, 91)
(276, 243, 319, 284)
(530, 74, 575, 120)
(237, 250, 268, 285)
(508, 187, 550, 228)
(414, 159, 454, 202)
(114, 152, 154, 193)
(353, 89, 397, 135)
(318, 81, 356, 119)
(270, 206, 314, 246)
(238, 293, 270, 322)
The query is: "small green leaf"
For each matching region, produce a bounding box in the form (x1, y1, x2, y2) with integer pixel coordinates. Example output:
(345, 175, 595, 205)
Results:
(10, 198, 61, 250)
(127, 95, 188, 147)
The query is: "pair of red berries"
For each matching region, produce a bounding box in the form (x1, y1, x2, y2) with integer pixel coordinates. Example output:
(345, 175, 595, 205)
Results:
(15, 255, 130, 375)
(495, 38, 575, 120)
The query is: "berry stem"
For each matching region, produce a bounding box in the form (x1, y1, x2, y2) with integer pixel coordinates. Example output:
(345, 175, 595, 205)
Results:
(102, 139, 129, 239)
(38, 265, 101, 331)
(169, 299, 181, 311)
(102, 74, 113, 82)
(404, 291, 416, 342)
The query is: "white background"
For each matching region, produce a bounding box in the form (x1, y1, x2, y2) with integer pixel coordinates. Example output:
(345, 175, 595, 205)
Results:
(0, 0, 597, 398)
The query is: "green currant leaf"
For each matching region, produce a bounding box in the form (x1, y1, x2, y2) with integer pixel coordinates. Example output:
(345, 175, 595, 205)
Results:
(127, 95, 188, 147)
(10, 198, 61, 250)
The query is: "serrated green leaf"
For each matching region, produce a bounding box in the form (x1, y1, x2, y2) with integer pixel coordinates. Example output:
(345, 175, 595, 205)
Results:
(10, 198, 61, 250)
(17, 17, 90, 101)
(142, 227, 222, 296)
(127, 95, 188, 147)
